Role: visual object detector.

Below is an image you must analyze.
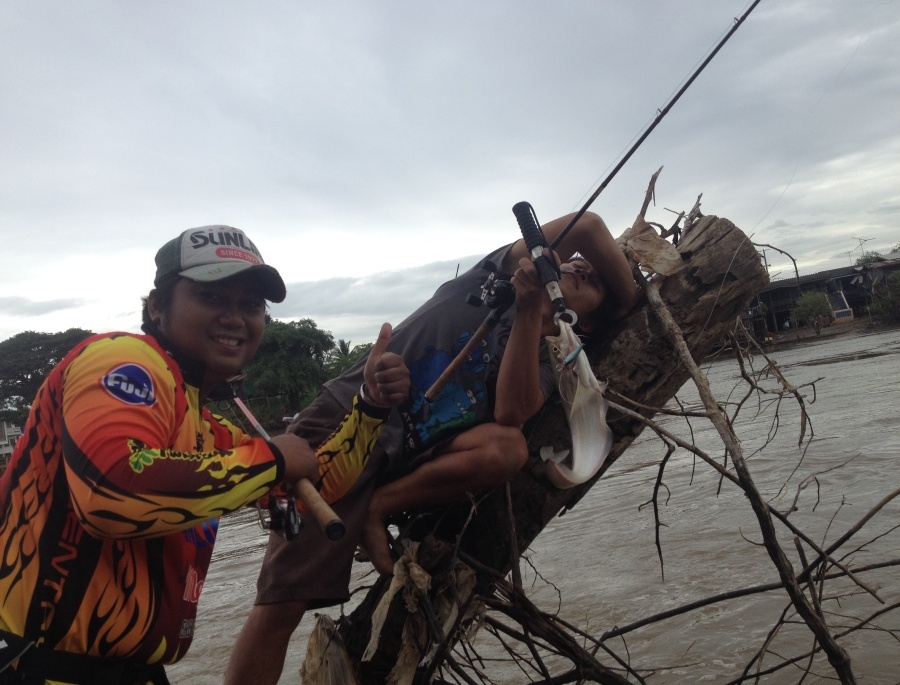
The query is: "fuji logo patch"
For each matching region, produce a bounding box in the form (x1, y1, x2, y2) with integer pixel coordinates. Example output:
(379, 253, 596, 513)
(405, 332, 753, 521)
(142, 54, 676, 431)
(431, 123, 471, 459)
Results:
(102, 364, 157, 407)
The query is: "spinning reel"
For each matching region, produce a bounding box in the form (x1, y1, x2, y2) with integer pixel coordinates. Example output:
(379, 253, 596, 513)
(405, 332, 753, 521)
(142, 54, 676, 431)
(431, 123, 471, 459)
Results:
(256, 493, 302, 541)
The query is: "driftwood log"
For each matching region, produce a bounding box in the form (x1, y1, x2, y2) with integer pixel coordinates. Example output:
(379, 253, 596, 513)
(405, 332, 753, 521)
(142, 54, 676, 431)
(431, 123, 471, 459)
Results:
(324, 205, 769, 683)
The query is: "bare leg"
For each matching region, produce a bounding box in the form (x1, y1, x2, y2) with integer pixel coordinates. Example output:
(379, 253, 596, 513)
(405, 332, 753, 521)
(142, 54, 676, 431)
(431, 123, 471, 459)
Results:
(359, 518, 396, 575)
(360, 423, 527, 574)
(224, 600, 307, 685)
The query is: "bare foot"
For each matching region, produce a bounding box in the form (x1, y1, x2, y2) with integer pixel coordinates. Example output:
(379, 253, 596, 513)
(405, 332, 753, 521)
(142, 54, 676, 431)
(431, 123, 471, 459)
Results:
(359, 515, 396, 575)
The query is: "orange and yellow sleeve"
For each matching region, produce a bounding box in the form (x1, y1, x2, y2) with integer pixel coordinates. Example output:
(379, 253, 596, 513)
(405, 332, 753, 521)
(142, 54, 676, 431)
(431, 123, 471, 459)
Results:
(312, 394, 390, 506)
(61, 335, 280, 539)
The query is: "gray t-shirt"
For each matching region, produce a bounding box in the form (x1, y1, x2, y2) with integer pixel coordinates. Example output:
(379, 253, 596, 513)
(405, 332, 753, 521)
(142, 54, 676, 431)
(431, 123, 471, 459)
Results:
(319, 243, 555, 472)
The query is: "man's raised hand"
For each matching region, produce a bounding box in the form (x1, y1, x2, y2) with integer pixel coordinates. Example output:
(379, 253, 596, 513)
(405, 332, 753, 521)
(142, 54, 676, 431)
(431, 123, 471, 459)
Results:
(362, 323, 409, 407)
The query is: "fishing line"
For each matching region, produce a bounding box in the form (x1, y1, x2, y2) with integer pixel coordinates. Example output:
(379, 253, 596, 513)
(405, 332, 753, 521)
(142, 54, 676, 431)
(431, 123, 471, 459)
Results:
(747, 35, 863, 235)
(690, 230, 755, 356)
(690, 21, 866, 349)
(552, 0, 764, 250)
(570, 6, 751, 216)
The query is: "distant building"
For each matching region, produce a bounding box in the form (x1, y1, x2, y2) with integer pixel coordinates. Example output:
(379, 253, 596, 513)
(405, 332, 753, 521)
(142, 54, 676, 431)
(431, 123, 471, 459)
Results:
(828, 291, 854, 324)
(756, 254, 900, 333)
(0, 421, 22, 471)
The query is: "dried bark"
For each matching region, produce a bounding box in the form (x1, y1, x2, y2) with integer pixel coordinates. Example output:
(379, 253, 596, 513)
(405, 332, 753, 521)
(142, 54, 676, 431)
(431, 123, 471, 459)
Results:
(334, 207, 769, 683)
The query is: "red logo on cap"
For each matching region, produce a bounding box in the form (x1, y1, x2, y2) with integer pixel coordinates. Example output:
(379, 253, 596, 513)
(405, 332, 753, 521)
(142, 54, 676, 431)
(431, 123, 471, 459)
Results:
(216, 248, 261, 264)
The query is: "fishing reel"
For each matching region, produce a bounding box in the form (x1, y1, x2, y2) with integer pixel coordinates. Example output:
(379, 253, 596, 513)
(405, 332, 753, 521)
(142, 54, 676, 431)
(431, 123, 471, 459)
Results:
(465, 259, 515, 312)
(256, 492, 303, 541)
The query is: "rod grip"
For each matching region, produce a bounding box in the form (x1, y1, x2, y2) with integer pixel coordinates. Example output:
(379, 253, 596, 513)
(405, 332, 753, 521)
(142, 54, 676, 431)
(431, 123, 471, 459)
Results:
(512, 201, 564, 312)
(512, 201, 547, 252)
(295, 478, 345, 541)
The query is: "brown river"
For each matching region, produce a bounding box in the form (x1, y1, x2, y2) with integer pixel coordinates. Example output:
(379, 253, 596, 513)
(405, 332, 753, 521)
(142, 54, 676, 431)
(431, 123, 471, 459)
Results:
(169, 325, 900, 684)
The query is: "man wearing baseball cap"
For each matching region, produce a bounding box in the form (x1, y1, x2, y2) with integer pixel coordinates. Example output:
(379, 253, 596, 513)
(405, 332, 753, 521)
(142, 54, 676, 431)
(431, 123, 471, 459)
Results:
(0, 225, 408, 684)
(153, 225, 287, 301)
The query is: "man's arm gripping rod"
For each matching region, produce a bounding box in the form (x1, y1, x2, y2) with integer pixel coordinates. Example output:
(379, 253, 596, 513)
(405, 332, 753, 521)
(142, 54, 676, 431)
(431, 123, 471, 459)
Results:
(512, 201, 577, 326)
(425, 202, 574, 404)
(232, 396, 345, 541)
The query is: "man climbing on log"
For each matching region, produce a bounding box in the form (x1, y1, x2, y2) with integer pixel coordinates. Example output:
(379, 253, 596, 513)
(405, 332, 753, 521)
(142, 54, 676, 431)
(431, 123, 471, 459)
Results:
(225, 210, 639, 685)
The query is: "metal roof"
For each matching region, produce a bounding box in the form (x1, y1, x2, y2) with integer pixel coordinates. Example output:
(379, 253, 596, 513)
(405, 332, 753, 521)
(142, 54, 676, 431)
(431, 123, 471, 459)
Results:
(760, 255, 900, 292)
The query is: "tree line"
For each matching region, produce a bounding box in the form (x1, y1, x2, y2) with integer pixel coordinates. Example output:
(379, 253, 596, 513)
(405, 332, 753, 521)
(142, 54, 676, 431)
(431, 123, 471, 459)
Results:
(0, 319, 371, 431)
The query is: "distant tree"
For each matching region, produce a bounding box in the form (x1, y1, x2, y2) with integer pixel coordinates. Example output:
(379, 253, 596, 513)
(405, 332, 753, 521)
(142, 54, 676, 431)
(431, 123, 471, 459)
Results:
(870, 272, 900, 324)
(792, 292, 832, 333)
(325, 339, 373, 378)
(242, 319, 335, 413)
(326, 339, 353, 376)
(0, 328, 94, 425)
(854, 250, 881, 266)
(892, 240, 900, 254)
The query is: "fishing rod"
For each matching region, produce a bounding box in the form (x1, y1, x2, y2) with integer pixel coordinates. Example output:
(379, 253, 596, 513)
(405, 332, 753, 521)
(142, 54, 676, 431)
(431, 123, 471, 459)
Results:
(551, 0, 764, 250)
(424, 201, 569, 403)
(232, 396, 346, 541)
(427, 2, 763, 403)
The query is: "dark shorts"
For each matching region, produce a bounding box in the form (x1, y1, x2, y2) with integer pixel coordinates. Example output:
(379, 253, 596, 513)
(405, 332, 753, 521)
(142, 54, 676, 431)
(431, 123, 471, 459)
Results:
(255, 387, 387, 608)
(255, 458, 384, 608)
(254, 389, 457, 608)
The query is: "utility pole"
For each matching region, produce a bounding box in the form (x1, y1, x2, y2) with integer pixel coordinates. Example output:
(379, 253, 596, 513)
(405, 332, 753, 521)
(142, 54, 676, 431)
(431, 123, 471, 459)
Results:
(758, 249, 769, 275)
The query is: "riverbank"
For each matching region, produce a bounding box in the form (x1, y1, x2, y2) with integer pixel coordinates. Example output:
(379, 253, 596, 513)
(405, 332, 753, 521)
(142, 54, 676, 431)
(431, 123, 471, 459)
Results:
(766, 317, 896, 348)
(705, 318, 884, 360)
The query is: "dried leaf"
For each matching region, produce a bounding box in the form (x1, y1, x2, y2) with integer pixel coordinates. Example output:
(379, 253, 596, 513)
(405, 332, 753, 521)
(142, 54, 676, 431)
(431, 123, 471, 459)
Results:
(622, 216, 684, 276)
(363, 543, 419, 661)
(301, 614, 360, 685)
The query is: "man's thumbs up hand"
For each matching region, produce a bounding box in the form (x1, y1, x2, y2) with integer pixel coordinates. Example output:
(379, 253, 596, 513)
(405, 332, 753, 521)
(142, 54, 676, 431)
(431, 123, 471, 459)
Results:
(362, 323, 409, 408)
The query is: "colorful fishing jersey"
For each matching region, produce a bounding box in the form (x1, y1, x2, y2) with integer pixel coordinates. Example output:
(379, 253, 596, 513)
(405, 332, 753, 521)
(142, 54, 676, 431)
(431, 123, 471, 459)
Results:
(0, 331, 389, 675)
(0, 331, 282, 666)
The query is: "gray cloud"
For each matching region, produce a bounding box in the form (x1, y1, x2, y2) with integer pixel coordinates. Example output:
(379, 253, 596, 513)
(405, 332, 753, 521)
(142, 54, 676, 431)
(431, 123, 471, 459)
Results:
(1, 1, 898, 343)
(271, 257, 483, 343)
(0, 297, 88, 317)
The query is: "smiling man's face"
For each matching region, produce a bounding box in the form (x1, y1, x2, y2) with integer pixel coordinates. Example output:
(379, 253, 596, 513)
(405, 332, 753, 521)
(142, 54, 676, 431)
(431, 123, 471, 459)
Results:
(150, 274, 267, 390)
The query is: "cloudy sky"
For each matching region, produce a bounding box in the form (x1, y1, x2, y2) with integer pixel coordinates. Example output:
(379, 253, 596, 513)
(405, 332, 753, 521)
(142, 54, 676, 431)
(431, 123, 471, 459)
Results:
(2, 1, 898, 346)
